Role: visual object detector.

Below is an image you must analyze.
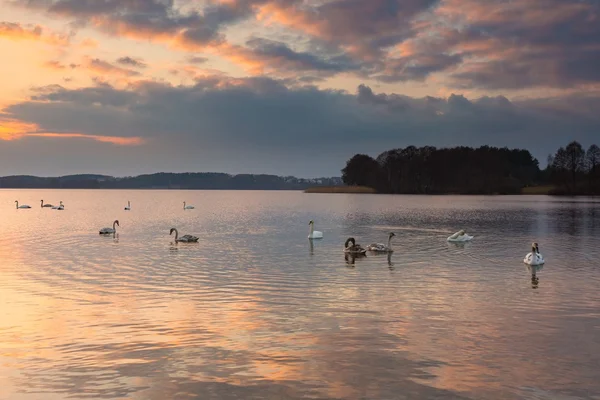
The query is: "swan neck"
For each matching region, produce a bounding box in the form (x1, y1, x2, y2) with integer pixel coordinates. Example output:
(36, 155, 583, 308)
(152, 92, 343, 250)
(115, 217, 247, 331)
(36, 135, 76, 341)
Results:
(309, 224, 314, 235)
(174, 229, 178, 240)
(388, 236, 393, 249)
(113, 221, 117, 230)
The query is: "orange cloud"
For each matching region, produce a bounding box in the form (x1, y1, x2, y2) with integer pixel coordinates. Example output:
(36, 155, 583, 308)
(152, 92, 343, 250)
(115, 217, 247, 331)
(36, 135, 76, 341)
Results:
(79, 38, 98, 48)
(43, 60, 80, 70)
(0, 21, 70, 46)
(0, 119, 38, 140)
(256, 3, 321, 39)
(0, 117, 143, 145)
(210, 43, 266, 75)
(27, 133, 144, 145)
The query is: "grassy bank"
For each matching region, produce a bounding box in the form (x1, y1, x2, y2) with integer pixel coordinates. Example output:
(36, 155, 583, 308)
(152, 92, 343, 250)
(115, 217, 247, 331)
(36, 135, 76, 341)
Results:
(520, 185, 556, 195)
(306, 185, 560, 195)
(304, 186, 376, 194)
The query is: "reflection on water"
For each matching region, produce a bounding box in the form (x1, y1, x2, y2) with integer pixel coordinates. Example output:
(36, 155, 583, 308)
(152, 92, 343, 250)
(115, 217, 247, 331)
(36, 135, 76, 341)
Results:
(1, 191, 600, 399)
(527, 264, 544, 289)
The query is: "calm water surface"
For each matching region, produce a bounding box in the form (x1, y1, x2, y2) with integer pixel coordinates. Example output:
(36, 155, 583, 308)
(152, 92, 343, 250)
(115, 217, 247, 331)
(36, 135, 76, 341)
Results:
(1, 190, 599, 399)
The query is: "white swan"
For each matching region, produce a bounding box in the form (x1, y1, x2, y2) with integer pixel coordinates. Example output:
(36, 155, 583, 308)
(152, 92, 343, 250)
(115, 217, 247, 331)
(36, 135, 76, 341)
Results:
(344, 237, 366, 255)
(15, 201, 31, 209)
(447, 229, 473, 242)
(524, 242, 545, 266)
(170, 228, 199, 243)
(367, 232, 396, 252)
(308, 220, 323, 239)
(41, 200, 54, 208)
(124, 201, 131, 211)
(52, 201, 64, 210)
(99, 220, 119, 234)
(183, 201, 195, 210)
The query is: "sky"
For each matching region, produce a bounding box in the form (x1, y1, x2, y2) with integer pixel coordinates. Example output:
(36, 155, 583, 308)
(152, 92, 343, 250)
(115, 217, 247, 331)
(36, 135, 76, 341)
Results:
(0, 0, 599, 178)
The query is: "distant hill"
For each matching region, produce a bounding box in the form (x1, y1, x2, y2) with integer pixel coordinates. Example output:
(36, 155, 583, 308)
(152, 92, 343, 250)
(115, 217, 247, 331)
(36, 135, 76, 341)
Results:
(0, 173, 343, 190)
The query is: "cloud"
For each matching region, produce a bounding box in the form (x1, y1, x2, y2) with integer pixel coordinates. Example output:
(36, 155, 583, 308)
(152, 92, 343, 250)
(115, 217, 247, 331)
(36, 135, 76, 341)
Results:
(422, 0, 600, 89)
(2, 77, 600, 176)
(18, 0, 257, 50)
(0, 114, 143, 145)
(86, 57, 141, 77)
(27, 132, 143, 145)
(43, 60, 79, 70)
(216, 38, 360, 77)
(116, 56, 147, 68)
(0, 21, 70, 45)
(13, 0, 600, 89)
(187, 56, 208, 64)
(256, 0, 438, 59)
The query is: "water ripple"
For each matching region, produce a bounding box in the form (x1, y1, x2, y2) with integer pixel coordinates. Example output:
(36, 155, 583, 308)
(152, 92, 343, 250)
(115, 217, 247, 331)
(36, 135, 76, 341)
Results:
(1, 191, 600, 399)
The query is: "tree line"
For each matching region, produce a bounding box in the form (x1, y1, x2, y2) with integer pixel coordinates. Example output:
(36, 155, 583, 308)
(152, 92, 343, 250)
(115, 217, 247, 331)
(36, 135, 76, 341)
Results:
(342, 142, 600, 195)
(0, 173, 342, 190)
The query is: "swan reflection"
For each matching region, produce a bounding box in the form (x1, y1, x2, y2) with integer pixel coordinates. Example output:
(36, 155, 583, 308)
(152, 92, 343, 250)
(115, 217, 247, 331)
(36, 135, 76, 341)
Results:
(447, 240, 472, 249)
(526, 264, 544, 289)
(344, 252, 366, 266)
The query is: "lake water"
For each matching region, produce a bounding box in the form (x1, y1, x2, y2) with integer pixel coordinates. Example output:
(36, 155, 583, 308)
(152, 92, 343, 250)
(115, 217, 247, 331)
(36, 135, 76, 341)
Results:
(1, 190, 599, 400)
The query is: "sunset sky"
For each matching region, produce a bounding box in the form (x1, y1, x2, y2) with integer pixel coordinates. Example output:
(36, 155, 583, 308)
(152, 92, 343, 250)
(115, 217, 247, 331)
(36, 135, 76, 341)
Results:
(1, 0, 599, 177)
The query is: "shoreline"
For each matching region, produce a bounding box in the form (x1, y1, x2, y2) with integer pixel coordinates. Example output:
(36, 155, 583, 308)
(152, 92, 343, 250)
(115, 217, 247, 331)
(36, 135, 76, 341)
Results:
(304, 186, 377, 194)
(303, 185, 569, 196)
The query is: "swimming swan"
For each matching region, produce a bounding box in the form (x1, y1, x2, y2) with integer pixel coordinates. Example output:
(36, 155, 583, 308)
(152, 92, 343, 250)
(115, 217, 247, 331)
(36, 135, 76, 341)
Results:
(170, 228, 199, 243)
(524, 242, 545, 266)
(447, 229, 473, 242)
(41, 200, 54, 208)
(124, 201, 131, 211)
(53, 201, 64, 210)
(15, 201, 31, 209)
(183, 202, 195, 210)
(344, 237, 367, 255)
(367, 232, 396, 252)
(99, 220, 119, 234)
(308, 220, 323, 239)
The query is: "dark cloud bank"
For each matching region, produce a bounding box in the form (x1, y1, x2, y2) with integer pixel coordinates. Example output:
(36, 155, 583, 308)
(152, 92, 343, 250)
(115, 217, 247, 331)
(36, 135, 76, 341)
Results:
(2, 77, 599, 177)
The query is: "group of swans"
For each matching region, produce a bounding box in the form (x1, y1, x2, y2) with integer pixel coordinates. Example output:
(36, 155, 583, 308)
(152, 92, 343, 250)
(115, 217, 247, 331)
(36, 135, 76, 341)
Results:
(16, 200, 63, 210)
(98, 219, 198, 243)
(18, 200, 195, 212)
(123, 201, 194, 210)
(311, 221, 545, 266)
(446, 229, 545, 265)
(343, 233, 396, 255)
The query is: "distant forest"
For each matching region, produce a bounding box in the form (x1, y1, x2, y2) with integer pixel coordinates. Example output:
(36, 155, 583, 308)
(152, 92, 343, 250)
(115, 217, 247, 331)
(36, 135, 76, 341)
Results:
(2, 141, 598, 195)
(0, 173, 342, 190)
(342, 141, 600, 195)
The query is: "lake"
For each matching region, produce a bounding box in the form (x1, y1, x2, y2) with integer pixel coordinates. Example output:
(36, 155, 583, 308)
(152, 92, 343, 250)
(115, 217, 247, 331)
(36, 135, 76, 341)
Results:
(1, 190, 599, 399)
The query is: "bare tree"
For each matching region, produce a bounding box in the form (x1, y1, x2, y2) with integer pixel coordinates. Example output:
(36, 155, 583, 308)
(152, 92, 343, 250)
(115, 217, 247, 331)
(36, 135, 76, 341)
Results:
(565, 141, 585, 190)
(586, 144, 600, 191)
(586, 144, 600, 173)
